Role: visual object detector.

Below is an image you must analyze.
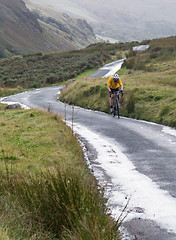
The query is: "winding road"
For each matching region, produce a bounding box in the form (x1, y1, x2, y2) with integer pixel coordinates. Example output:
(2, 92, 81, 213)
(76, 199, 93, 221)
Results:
(1, 85, 176, 240)
(88, 58, 125, 78)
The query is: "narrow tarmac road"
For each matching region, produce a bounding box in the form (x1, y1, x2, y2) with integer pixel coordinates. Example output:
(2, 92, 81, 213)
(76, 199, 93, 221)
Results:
(1, 86, 176, 240)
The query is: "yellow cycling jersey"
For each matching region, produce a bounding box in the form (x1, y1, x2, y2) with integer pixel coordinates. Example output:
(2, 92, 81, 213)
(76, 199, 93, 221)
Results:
(107, 76, 122, 89)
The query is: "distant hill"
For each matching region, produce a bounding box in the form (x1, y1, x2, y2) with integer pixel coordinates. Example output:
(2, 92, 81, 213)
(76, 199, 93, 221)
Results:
(25, 0, 96, 50)
(30, 0, 176, 42)
(0, 0, 96, 58)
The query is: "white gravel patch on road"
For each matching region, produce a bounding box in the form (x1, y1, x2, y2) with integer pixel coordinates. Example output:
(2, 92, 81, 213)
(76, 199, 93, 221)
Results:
(162, 126, 176, 137)
(71, 122, 176, 235)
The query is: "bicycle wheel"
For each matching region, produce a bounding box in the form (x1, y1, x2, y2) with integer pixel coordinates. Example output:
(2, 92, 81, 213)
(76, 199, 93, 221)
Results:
(113, 106, 116, 117)
(116, 96, 120, 119)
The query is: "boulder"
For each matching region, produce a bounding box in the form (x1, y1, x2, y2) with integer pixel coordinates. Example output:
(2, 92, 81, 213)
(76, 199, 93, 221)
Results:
(6, 103, 21, 109)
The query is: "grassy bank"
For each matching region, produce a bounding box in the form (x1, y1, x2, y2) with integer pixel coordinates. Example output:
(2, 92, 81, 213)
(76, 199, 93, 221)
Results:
(0, 87, 26, 99)
(0, 108, 121, 240)
(60, 37, 176, 128)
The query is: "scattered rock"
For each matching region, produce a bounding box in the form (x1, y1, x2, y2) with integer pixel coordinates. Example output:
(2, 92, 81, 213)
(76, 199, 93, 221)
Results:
(6, 103, 21, 109)
(133, 207, 144, 214)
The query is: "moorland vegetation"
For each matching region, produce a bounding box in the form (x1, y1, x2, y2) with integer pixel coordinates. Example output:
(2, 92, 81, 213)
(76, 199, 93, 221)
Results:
(0, 41, 135, 89)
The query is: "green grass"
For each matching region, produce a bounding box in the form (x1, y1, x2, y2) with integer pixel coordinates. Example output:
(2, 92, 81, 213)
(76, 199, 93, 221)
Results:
(0, 108, 121, 240)
(0, 109, 82, 173)
(60, 80, 110, 113)
(75, 68, 98, 79)
(0, 87, 25, 98)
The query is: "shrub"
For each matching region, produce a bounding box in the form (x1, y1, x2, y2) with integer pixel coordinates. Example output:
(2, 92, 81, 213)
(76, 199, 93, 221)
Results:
(150, 46, 161, 52)
(0, 50, 113, 88)
(154, 95, 163, 101)
(100, 86, 108, 98)
(90, 85, 101, 94)
(126, 91, 136, 113)
(148, 94, 154, 99)
(140, 39, 151, 45)
(46, 76, 57, 84)
(159, 105, 170, 117)
(149, 52, 159, 59)
(170, 119, 176, 128)
(22, 52, 42, 58)
(83, 89, 91, 97)
(126, 50, 136, 58)
(124, 58, 135, 69)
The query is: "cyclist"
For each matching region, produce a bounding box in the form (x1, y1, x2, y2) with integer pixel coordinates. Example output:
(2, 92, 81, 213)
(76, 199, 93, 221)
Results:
(107, 74, 123, 112)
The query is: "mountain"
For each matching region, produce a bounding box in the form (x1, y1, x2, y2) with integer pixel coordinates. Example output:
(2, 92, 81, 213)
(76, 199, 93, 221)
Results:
(25, 0, 96, 50)
(0, 0, 96, 58)
(30, 0, 176, 42)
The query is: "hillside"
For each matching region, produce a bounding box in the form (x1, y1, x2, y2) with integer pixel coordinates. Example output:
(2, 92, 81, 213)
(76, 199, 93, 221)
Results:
(0, 0, 96, 58)
(25, 0, 96, 50)
(30, 0, 176, 42)
(0, 41, 135, 88)
(0, 0, 43, 57)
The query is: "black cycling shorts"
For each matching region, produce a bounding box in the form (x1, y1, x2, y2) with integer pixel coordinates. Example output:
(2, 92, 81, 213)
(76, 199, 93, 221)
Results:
(110, 88, 119, 95)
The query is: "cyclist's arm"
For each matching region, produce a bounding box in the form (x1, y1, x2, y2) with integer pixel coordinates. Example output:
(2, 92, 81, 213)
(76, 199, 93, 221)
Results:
(107, 85, 111, 92)
(119, 78, 123, 91)
(107, 77, 112, 92)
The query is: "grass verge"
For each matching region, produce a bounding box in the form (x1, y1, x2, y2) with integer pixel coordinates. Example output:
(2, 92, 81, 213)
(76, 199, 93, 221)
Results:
(0, 108, 121, 240)
(0, 87, 26, 98)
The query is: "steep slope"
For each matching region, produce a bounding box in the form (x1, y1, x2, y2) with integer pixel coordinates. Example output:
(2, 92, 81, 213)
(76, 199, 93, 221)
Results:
(0, 0, 45, 57)
(25, 0, 96, 50)
(30, 0, 176, 42)
(0, 0, 96, 58)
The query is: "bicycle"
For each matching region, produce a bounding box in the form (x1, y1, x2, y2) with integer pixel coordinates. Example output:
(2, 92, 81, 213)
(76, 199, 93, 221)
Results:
(112, 90, 121, 118)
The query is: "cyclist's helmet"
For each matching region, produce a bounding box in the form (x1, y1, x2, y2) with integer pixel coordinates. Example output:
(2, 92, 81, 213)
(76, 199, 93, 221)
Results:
(113, 74, 119, 82)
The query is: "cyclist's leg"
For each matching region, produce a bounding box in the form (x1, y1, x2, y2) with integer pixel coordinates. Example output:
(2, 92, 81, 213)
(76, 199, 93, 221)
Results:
(110, 94, 114, 107)
(110, 88, 114, 113)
